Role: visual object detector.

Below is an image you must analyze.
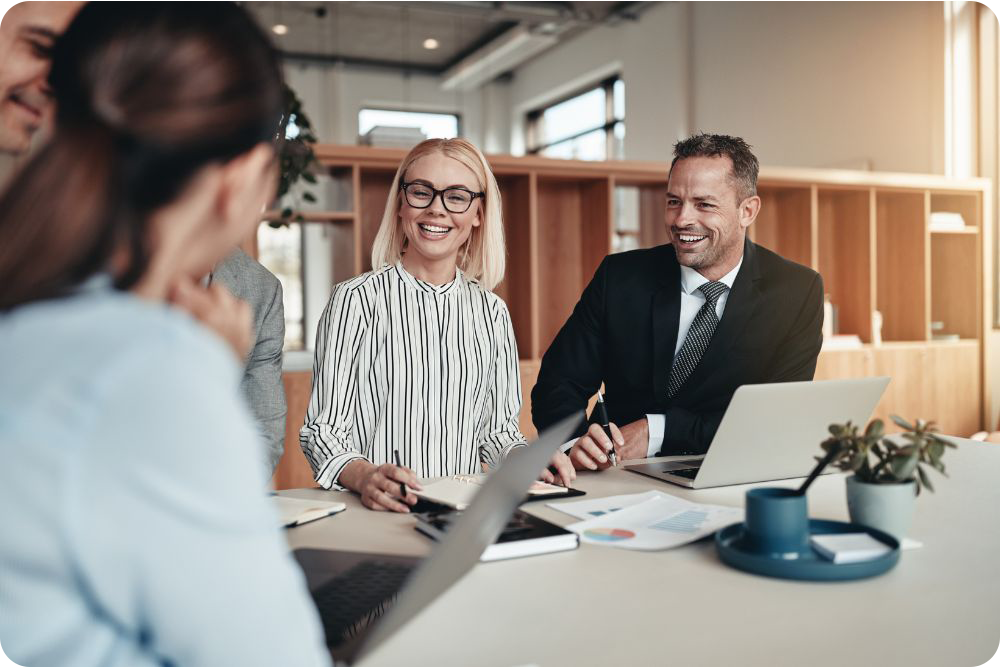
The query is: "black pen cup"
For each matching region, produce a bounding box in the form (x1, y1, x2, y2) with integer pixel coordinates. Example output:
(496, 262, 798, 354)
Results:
(743, 488, 810, 557)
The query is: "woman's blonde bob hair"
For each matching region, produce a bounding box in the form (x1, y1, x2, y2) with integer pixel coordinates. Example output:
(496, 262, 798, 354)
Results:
(370, 138, 505, 291)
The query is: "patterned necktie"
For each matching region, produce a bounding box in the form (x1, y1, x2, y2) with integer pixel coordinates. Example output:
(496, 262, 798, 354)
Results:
(667, 281, 729, 398)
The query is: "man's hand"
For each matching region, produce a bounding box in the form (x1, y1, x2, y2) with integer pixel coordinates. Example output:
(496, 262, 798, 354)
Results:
(169, 278, 252, 362)
(617, 418, 651, 461)
(341, 460, 423, 513)
(568, 422, 624, 471)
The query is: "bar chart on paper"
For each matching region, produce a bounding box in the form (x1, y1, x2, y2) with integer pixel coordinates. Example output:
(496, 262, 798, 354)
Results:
(559, 492, 743, 551)
(649, 510, 709, 533)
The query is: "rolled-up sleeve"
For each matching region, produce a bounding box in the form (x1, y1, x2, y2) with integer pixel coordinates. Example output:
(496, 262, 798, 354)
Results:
(299, 284, 369, 488)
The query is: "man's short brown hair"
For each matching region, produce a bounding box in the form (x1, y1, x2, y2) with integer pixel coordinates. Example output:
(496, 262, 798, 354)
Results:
(671, 133, 759, 203)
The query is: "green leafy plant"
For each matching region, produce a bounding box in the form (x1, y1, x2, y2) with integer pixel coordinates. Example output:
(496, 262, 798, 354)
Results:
(275, 83, 320, 226)
(820, 415, 956, 494)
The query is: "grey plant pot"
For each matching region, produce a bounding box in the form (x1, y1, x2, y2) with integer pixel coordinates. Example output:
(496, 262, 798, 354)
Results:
(845, 475, 917, 540)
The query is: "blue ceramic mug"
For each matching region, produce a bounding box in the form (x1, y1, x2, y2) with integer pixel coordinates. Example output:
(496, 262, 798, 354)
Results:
(743, 488, 810, 557)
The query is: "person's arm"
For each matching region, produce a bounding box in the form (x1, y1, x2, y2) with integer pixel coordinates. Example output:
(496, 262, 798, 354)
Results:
(762, 272, 824, 383)
(531, 257, 608, 436)
(657, 272, 825, 456)
(298, 284, 369, 489)
(240, 276, 287, 477)
(73, 332, 330, 667)
(478, 299, 529, 467)
(480, 299, 574, 486)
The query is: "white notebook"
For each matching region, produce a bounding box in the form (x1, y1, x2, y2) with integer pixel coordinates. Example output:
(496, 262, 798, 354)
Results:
(414, 474, 568, 510)
(810, 533, 893, 563)
(272, 496, 346, 528)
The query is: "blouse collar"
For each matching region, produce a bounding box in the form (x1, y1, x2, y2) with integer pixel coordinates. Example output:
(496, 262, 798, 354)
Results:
(394, 261, 464, 296)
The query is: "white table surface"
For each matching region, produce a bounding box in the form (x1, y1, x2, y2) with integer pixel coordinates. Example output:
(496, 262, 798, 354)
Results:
(281, 436, 1000, 667)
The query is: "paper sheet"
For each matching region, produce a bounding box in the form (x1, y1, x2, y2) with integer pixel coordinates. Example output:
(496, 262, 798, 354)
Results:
(546, 490, 662, 520)
(557, 491, 743, 551)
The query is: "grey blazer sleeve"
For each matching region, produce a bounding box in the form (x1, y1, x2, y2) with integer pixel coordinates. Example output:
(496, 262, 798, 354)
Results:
(213, 249, 288, 478)
(242, 277, 287, 475)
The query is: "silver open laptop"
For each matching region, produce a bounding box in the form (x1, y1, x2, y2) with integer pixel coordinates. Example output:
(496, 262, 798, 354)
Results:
(293, 413, 582, 665)
(625, 377, 890, 489)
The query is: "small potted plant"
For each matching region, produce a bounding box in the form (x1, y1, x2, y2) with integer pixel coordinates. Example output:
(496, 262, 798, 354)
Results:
(819, 415, 956, 539)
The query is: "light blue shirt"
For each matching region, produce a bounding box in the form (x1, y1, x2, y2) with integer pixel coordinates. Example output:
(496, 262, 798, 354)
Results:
(0, 279, 330, 667)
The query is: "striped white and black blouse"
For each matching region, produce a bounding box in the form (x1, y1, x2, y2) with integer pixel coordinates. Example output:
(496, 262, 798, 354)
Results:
(299, 262, 527, 489)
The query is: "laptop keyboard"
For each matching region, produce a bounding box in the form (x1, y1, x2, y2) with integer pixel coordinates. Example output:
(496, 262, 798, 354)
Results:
(311, 560, 414, 646)
(667, 467, 699, 479)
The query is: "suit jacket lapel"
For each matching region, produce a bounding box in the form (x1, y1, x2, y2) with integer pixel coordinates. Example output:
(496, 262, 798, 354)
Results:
(652, 246, 682, 400)
(681, 239, 761, 390)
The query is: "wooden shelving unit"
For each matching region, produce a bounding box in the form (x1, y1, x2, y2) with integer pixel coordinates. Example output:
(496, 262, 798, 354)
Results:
(267, 146, 992, 487)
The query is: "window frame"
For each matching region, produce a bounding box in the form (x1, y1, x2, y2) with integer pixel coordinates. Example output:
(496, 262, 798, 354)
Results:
(525, 75, 623, 159)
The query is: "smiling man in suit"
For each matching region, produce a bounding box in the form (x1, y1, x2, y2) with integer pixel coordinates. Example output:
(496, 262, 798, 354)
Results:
(531, 133, 824, 471)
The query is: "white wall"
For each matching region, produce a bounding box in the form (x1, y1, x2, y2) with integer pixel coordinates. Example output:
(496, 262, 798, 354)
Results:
(504, 1, 946, 172)
(283, 61, 510, 151)
(507, 2, 689, 161)
(691, 2, 945, 173)
(280, 61, 511, 356)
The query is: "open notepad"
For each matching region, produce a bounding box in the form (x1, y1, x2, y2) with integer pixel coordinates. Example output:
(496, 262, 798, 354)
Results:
(272, 496, 346, 528)
(414, 474, 577, 510)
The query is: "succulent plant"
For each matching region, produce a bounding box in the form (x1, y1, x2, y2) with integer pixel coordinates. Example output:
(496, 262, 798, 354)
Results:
(820, 415, 956, 495)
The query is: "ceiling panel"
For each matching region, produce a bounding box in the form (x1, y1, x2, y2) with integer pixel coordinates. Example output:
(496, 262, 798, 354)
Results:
(244, 1, 645, 75)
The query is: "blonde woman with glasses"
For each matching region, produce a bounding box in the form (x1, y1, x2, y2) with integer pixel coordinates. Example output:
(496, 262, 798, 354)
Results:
(300, 138, 574, 511)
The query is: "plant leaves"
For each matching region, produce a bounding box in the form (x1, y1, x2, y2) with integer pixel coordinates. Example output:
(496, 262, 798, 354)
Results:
(917, 464, 934, 493)
(890, 414, 914, 431)
(889, 452, 919, 481)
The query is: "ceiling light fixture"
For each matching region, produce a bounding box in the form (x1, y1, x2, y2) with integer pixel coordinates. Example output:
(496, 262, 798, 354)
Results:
(272, 24, 288, 36)
(423, 38, 439, 50)
(441, 26, 557, 92)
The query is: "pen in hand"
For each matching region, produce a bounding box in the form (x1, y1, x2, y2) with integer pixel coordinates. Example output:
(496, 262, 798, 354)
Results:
(595, 391, 616, 466)
(393, 449, 408, 501)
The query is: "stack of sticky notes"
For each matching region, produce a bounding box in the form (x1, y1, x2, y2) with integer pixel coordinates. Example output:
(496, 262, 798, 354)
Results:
(810, 533, 893, 564)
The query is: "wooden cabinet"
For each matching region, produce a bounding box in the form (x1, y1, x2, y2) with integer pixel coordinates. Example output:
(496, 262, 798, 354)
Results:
(270, 146, 991, 487)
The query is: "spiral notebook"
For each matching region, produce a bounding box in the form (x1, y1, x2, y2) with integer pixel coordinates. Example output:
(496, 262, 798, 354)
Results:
(413, 474, 582, 510)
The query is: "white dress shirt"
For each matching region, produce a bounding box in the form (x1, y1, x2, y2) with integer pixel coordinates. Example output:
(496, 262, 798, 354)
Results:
(645, 258, 744, 456)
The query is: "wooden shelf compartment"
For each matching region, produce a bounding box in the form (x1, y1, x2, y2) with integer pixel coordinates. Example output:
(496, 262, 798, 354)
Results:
(874, 190, 928, 342)
(929, 192, 981, 233)
(817, 188, 874, 342)
(494, 173, 536, 359)
(535, 176, 613, 355)
(930, 228, 979, 235)
(751, 185, 814, 270)
(357, 166, 397, 276)
(930, 231, 981, 341)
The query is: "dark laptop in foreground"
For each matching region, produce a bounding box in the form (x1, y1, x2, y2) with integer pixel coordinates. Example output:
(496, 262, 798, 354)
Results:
(625, 377, 890, 489)
(293, 413, 582, 665)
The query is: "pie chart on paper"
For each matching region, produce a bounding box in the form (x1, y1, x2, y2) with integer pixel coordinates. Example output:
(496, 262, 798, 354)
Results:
(584, 527, 636, 542)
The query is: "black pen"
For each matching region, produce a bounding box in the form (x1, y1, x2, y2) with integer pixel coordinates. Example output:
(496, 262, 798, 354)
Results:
(393, 449, 408, 500)
(595, 391, 616, 466)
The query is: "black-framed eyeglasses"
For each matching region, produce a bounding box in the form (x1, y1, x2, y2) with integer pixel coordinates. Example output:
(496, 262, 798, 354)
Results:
(400, 181, 484, 214)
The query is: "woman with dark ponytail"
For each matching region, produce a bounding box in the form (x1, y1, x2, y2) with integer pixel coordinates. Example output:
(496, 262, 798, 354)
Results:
(0, 4, 330, 665)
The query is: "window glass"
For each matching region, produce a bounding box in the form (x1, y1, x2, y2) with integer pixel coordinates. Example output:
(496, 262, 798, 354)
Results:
(527, 77, 623, 162)
(257, 222, 304, 351)
(541, 128, 606, 161)
(539, 87, 605, 146)
(358, 109, 458, 140)
(613, 78, 625, 121)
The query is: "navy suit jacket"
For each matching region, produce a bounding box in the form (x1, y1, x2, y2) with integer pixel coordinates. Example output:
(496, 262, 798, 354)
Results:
(531, 239, 824, 455)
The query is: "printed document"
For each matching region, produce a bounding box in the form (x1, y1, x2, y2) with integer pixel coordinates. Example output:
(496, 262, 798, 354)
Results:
(551, 491, 742, 551)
